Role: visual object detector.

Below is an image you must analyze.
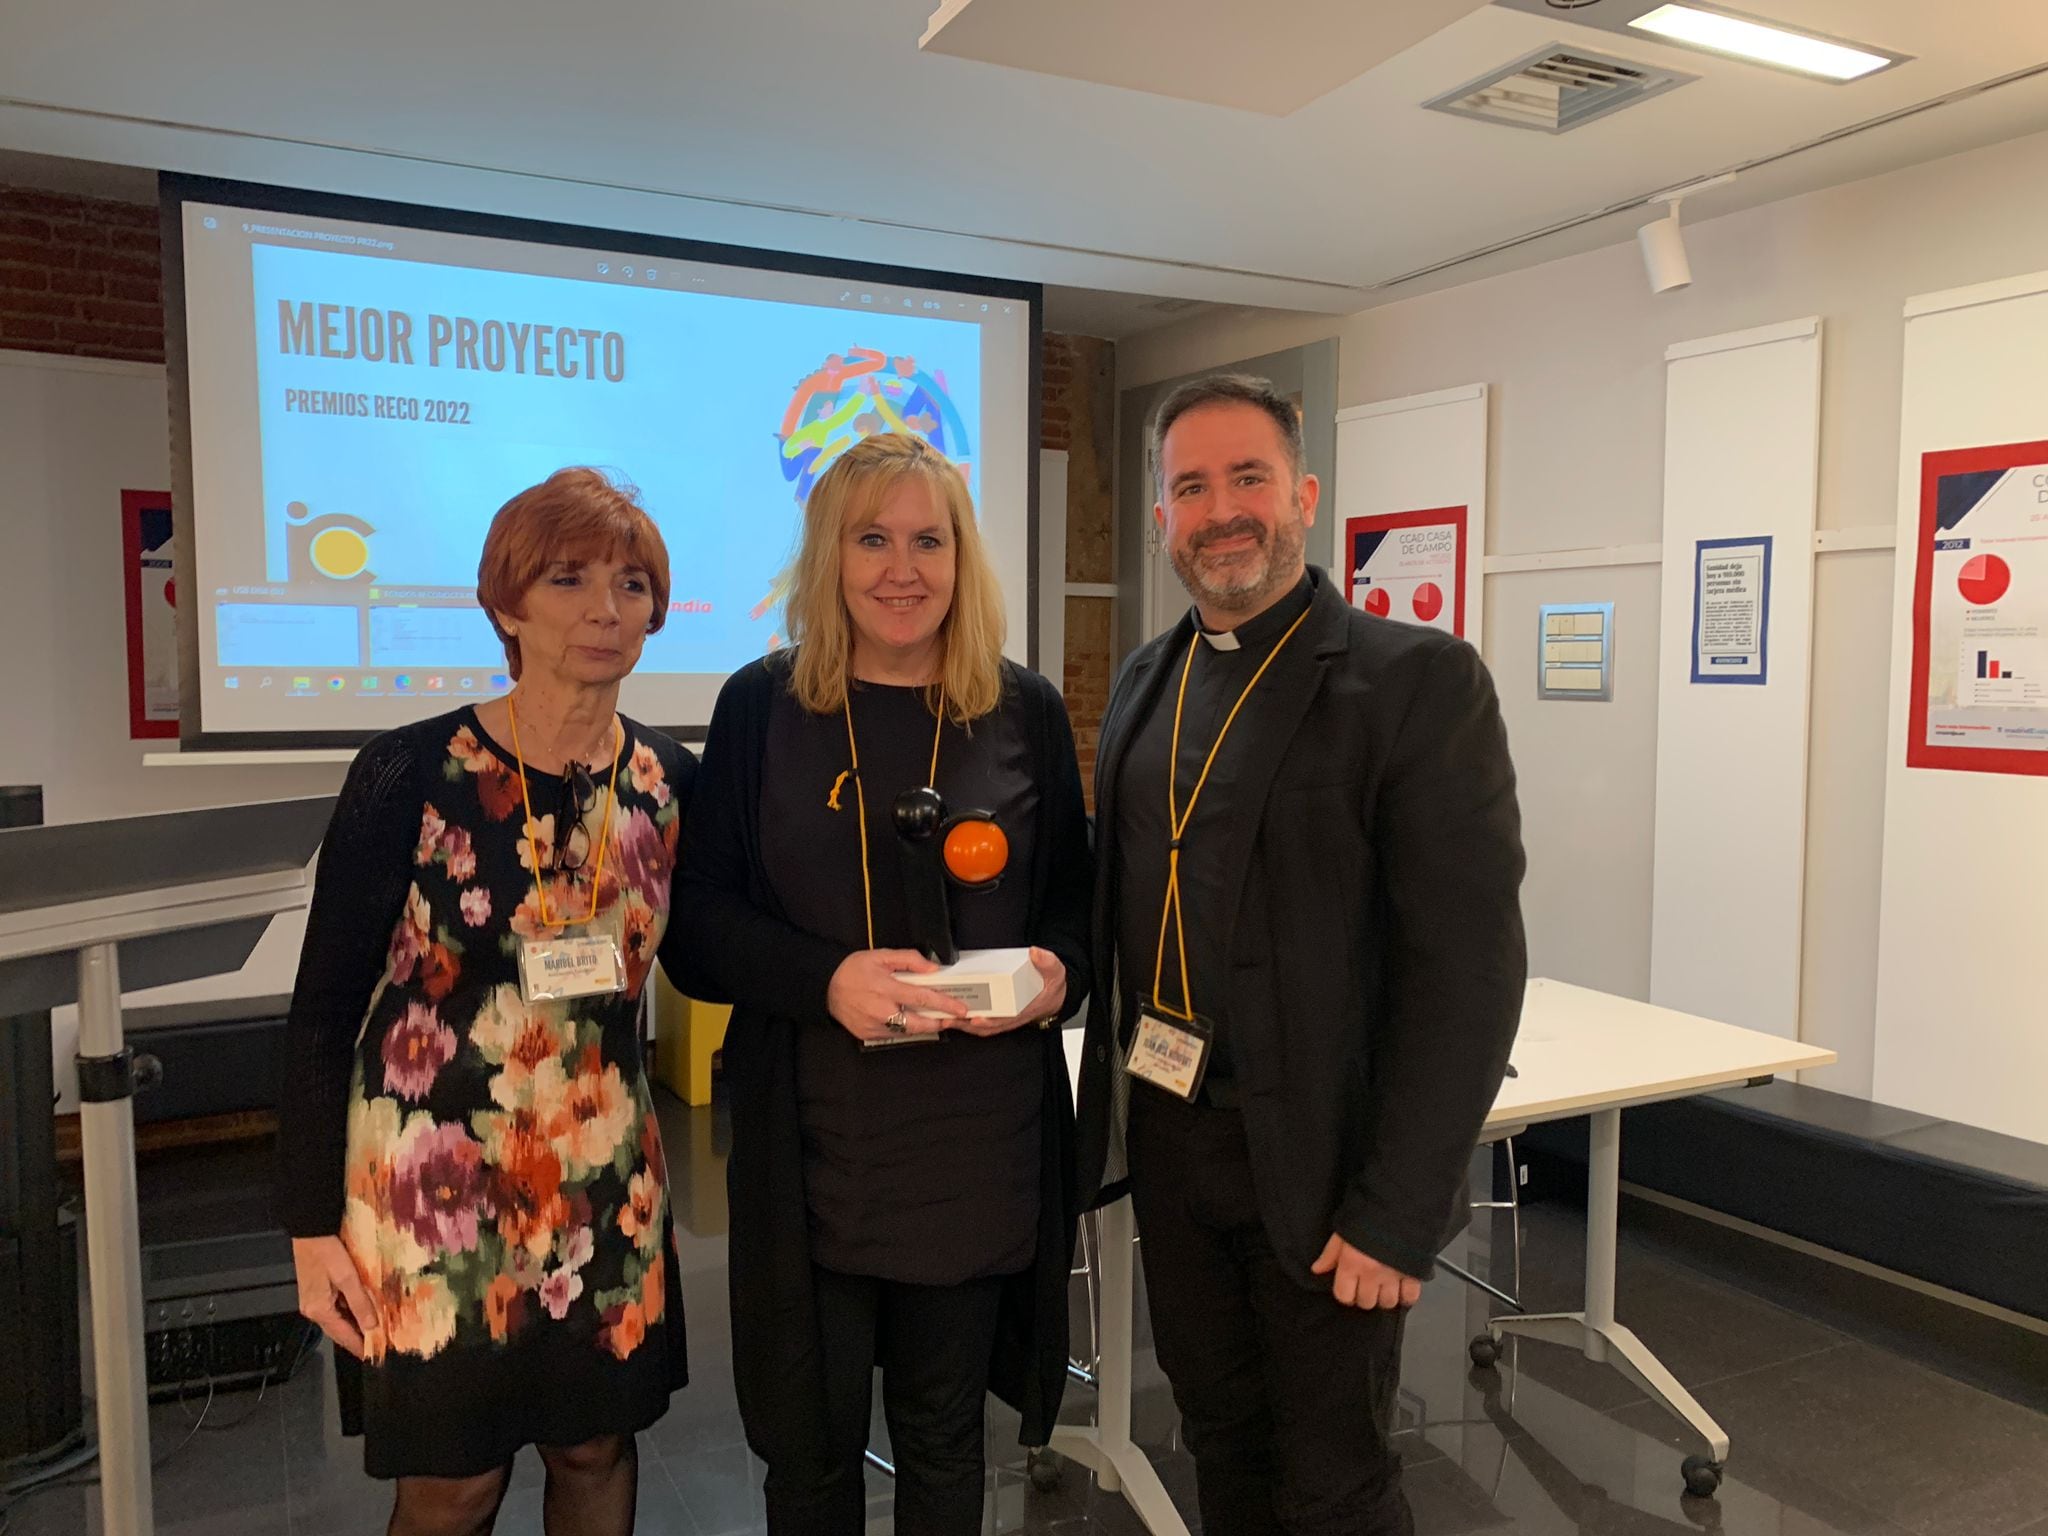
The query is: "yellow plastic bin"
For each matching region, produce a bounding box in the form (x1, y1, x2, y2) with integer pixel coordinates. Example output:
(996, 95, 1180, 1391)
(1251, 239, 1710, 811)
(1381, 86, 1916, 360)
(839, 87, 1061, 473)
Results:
(652, 971, 731, 1107)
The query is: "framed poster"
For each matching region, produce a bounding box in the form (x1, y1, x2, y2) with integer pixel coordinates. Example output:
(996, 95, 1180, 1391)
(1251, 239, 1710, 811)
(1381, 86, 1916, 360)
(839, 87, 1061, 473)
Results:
(121, 489, 179, 740)
(1344, 506, 1468, 639)
(1690, 536, 1773, 686)
(1908, 442, 2048, 775)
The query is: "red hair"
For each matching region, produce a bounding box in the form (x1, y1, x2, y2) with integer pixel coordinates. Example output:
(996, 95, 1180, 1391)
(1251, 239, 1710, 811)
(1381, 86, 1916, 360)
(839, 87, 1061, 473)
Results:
(476, 468, 671, 679)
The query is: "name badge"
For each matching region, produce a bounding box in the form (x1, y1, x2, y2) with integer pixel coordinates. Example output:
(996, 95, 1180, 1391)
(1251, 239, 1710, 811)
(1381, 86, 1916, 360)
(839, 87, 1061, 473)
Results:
(519, 932, 625, 1004)
(1124, 1010, 1212, 1101)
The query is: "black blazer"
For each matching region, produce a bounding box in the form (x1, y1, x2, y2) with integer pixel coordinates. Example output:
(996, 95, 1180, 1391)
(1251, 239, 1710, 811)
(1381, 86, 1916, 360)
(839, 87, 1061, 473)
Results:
(1074, 568, 1526, 1284)
(675, 654, 1092, 1461)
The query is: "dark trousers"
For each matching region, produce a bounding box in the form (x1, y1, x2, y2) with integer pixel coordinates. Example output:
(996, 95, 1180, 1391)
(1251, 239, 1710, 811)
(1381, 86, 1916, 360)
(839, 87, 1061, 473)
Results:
(1127, 1086, 1413, 1536)
(762, 1267, 1005, 1536)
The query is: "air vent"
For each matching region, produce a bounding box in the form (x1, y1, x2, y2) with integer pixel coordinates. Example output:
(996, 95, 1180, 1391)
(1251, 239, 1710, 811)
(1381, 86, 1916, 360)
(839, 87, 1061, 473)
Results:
(1425, 44, 1694, 133)
(1144, 297, 1204, 315)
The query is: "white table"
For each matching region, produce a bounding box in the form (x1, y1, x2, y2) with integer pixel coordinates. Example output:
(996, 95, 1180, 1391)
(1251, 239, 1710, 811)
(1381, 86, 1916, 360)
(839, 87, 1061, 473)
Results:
(1052, 978, 1837, 1532)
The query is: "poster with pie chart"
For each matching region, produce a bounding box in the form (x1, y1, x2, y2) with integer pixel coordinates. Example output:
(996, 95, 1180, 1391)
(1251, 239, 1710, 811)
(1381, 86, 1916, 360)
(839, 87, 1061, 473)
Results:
(1908, 441, 2048, 775)
(1345, 507, 1468, 639)
(121, 489, 179, 740)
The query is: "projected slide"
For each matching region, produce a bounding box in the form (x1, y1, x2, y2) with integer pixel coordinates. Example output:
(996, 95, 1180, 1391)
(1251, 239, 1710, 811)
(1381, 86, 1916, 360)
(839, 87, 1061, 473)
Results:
(175, 185, 1034, 739)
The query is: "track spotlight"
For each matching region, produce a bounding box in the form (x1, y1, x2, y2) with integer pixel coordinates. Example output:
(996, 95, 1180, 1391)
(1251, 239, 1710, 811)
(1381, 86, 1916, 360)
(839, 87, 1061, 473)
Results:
(1638, 200, 1692, 295)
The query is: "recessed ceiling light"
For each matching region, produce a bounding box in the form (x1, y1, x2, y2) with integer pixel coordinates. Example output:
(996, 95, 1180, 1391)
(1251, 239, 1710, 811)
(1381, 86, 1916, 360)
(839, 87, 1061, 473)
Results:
(1628, 3, 1897, 81)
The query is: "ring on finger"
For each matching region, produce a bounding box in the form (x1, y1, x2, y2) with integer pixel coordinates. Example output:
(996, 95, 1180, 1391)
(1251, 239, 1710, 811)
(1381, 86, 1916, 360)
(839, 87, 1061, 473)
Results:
(885, 1007, 908, 1034)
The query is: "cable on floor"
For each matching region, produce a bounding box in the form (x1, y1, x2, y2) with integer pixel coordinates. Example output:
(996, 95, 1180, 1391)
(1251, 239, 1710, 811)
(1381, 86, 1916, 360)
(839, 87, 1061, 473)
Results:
(0, 1318, 320, 1526)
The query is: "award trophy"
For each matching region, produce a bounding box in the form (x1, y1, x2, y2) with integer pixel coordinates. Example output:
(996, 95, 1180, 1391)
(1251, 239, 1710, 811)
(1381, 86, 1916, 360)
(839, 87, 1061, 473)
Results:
(888, 786, 1043, 1017)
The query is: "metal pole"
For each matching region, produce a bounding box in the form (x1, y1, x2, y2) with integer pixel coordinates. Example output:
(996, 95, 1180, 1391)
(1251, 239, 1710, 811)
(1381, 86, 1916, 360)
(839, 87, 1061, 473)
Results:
(1094, 1197, 1137, 1494)
(1435, 1253, 1523, 1315)
(75, 941, 154, 1536)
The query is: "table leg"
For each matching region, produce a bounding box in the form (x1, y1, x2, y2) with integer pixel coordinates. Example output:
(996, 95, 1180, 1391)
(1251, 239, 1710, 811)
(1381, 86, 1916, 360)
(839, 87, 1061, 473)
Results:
(75, 942, 155, 1536)
(1584, 1106, 1619, 1362)
(1046, 1196, 1190, 1535)
(1489, 1107, 1731, 1470)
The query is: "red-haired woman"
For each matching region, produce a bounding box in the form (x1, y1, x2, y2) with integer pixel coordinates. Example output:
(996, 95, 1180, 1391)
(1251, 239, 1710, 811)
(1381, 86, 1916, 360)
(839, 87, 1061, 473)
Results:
(278, 468, 695, 1536)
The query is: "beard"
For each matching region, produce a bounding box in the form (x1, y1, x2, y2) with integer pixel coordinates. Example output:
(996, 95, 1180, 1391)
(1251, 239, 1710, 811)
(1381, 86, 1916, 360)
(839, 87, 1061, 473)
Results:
(1169, 504, 1308, 615)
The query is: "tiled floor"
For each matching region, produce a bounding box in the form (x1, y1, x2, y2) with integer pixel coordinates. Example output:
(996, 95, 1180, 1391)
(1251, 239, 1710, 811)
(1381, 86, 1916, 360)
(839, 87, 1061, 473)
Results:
(9, 1090, 2048, 1535)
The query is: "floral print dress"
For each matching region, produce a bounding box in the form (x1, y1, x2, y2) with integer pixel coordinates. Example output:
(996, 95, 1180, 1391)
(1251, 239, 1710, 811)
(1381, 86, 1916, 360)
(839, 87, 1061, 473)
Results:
(278, 706, 696, 1479)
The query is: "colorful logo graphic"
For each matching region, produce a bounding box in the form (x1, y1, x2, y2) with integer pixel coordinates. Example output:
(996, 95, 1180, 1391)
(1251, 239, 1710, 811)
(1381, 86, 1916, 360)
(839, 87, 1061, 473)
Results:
(754, 347, 973, 634)
(776, 347, 971, 507)
(285, 500, 377, 585)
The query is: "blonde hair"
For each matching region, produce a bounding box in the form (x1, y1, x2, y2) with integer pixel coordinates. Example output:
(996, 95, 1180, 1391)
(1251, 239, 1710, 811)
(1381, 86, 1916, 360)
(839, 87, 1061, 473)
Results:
(782, 433, 1006, 722)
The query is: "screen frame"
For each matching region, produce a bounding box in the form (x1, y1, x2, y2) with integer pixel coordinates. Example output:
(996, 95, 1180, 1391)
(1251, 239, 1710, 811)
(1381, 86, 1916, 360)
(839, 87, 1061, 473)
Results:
(160, 171, 1044, 752)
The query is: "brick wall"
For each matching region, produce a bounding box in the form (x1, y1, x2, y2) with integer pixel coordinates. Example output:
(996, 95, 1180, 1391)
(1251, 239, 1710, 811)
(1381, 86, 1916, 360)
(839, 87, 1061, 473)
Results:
(0, 186, 165, 363)
(1041, 331, 1117, 805)
(1062, 596, 1113, 792)
(1042, 334, 1074, 452)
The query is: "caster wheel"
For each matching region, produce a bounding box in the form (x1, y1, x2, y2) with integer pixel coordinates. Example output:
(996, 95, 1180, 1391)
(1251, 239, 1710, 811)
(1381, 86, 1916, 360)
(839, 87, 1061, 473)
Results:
(1468, 1334, 1502, 1369)
(1681, 1455, 1723, 1498)
(1027, 1451, 1063, 1492)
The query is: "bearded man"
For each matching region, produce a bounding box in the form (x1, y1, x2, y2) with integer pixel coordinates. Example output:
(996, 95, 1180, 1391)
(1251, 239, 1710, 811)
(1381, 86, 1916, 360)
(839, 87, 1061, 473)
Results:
(1072, 373, 1528, 1535)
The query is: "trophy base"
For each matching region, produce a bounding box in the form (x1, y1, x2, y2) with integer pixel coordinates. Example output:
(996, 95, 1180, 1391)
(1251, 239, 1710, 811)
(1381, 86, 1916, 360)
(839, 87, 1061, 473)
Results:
(894, 947, 1044, 1018)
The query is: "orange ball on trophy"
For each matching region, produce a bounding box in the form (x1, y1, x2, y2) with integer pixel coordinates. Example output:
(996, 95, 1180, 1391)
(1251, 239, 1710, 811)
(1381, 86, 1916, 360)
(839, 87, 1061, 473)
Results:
(893, 787, 1009, 965)
(942, 818, 1008, 888)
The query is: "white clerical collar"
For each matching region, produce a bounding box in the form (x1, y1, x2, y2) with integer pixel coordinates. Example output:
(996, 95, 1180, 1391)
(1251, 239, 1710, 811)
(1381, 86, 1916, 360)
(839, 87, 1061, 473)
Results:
(1198, 628, 1242, 652)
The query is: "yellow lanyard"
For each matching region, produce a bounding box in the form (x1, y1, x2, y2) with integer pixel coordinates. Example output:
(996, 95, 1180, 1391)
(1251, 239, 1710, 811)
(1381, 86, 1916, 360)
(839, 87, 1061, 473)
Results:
(839, 686, 946, 951)
(1150, 608, 1311, 1021)
(508, 699, 624, 929)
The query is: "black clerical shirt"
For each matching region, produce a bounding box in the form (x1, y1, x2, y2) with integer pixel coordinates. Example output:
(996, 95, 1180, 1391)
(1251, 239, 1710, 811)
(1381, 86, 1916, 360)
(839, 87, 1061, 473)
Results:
(1115, 572, 1315, 1108)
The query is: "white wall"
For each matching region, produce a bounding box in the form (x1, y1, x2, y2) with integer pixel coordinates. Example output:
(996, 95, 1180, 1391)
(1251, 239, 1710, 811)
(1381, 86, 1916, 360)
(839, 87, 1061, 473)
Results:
(0, 350, 345, 1107)
(1798, 548, 1893, 1094)
(1120, 125, 2048, 1100)
(1650, 322, 1821, 1042)
(1871, 277, 2048, 1144)
(1483, 561, 1663, 1003)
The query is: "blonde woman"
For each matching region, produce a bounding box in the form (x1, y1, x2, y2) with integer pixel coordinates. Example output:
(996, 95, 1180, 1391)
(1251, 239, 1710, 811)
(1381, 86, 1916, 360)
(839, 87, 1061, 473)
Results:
(677, 433, 1091, 1534)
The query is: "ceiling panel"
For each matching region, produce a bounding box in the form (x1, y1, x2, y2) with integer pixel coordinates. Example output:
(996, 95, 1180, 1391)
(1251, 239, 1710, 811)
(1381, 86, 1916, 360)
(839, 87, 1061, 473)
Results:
(0, 0, 2044, 311)
(920, 0, 1485, 115)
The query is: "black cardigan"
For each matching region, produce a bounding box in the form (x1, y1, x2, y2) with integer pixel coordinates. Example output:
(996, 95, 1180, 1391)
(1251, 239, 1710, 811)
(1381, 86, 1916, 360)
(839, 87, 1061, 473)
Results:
(676, 655, 1092, 1457)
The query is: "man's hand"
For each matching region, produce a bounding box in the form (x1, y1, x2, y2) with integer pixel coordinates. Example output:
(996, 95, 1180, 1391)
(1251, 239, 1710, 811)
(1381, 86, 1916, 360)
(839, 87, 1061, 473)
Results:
(1311, 1234, 1422, 1310)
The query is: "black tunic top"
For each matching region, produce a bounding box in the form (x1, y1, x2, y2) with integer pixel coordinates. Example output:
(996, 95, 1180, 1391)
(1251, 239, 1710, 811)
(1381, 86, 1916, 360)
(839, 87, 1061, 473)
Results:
(675, 653, 1092, 1462)
(1116, 574, 1314, 1107)
(761, 679, 1042, 1283)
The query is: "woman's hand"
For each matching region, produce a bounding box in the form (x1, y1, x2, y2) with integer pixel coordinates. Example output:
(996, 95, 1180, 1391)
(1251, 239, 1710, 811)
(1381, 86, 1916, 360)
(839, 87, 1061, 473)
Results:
(292, 1234, 383, 1360)
(826, 949, 968, 1043)
(949, 947, 1067, 1038)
